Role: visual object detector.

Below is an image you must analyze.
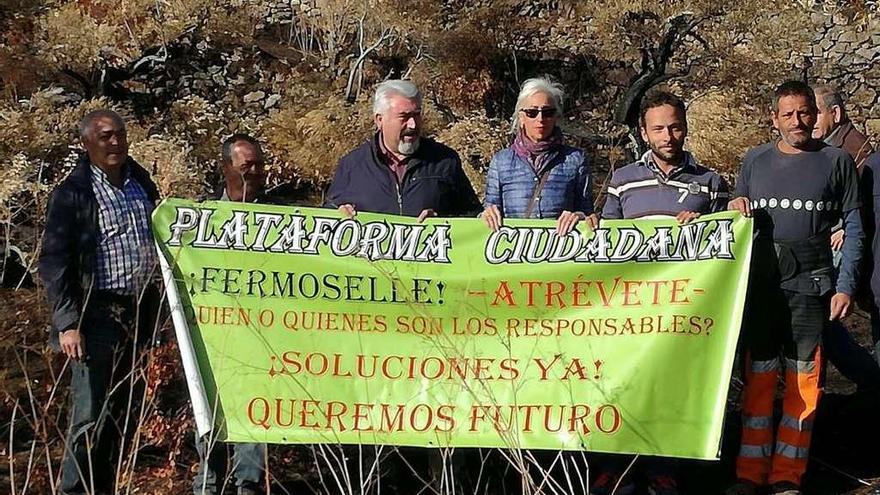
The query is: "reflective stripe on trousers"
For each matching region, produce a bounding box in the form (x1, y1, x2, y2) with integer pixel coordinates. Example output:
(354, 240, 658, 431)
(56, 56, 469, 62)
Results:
(735, 349, 822, 486)
(737, 354, 778, 485)
(771, 348, 822, 486)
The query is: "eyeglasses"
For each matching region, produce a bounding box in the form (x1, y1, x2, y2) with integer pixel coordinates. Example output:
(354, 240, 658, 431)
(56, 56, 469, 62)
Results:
(520, 107, 558, 119)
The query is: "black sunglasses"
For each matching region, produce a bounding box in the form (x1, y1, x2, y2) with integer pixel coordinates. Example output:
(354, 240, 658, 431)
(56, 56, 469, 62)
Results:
(521, 107, 558, 119)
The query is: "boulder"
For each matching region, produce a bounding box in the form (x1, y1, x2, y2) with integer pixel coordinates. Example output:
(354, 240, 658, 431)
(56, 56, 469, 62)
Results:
(264, 94, 282, 109)
(243, 90, 266, 103)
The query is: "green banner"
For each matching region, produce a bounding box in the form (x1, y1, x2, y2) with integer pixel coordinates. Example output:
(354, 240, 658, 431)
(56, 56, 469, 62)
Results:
(153, 199, 752, 460)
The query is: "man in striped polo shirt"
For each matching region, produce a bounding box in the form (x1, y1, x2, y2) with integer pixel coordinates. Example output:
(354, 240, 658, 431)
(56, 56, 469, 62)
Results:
(39, 110, 161, 495)
(593, 91, 727, 495)
(602, 91, 729, 224)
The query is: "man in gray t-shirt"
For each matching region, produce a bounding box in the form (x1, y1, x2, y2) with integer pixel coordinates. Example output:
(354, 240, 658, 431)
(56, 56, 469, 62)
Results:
(726, 81, 864, 495)
(734, 140, 860, 241)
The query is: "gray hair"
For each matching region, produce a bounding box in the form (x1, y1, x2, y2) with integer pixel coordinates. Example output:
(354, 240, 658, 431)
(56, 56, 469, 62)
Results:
(79, 109, 125, 139)
(373, 80, 422, 115)
(813, 84, 846, 114)
(510, 77, 565, 134)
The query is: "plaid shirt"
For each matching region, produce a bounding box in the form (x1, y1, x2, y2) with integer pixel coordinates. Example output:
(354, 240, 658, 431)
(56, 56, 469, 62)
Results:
(91, 164, 157, 294)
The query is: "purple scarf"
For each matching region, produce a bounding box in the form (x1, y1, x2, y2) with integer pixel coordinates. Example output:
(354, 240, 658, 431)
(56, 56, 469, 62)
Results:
(512, 126, 564, 173)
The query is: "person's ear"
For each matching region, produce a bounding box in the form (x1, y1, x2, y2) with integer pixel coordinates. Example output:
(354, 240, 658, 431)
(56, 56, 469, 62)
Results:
(375, 113, 383, 130)
(833, 105, 843, 125)
(639, 125, 649, 143)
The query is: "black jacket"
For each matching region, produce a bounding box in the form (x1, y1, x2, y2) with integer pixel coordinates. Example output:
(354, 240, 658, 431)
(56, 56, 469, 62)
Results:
(325, 133, 481, 217)
(38, 154, 159, 345)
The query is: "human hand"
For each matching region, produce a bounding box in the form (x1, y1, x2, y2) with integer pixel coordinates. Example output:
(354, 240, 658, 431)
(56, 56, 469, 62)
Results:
(60, 328, 84, 361)
(728, 197, 752, 217)
(556, 210, 587, 236)
(830, 230, 845, 252)
(830, 292, 853, 321)
(417, 209, 437, 223)
(338, 204, 357, 218)
(676, 210, 702, 224)
(481, 205, 503, 231)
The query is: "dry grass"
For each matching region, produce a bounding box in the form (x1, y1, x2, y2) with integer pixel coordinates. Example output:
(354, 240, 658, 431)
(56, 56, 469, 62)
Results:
(0, 285, 595, 494)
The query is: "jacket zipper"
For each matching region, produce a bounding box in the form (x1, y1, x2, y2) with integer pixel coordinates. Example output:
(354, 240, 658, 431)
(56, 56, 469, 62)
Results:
(395, 180, 403, 215)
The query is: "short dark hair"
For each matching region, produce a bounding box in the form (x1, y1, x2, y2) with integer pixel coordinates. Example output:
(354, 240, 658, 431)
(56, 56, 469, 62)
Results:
(79, 109, 125, 138)
(221, 134, 263, 163)
(639, 91, 687, 127)
(772, 80, 817, 113)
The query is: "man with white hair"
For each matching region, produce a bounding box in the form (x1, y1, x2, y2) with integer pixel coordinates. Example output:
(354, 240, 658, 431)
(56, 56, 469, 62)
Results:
(326, 79, 481, 219)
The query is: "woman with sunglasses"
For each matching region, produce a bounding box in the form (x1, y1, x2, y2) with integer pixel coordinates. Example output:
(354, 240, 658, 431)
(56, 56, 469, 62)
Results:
(482, 77, 597, 234)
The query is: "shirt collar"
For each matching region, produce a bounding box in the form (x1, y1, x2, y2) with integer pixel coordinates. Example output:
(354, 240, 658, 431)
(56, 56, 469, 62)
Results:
(90, 162, 130, 186)
(824, 121, 850, 148)
(636, 150, 696, 179)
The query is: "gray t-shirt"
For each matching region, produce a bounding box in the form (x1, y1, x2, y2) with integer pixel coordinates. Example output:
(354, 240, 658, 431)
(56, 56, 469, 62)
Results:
(734, 141, 860, 242)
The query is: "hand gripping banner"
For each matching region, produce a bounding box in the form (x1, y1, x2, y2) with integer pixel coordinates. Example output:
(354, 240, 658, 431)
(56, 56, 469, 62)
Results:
(153, 199, 752, 460)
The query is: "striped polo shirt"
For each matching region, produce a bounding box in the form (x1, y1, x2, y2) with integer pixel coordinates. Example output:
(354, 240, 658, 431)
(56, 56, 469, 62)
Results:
(602, 151, 729, 220)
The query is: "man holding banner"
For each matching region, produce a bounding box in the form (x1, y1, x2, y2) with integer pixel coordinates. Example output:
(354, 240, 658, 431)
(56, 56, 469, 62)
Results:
(192, 134, 271, 495)
(325, 79, 481, 220)
(596, 90, 728, 495)
(727, 80, 864, 495)
(602, 91, 729, 223)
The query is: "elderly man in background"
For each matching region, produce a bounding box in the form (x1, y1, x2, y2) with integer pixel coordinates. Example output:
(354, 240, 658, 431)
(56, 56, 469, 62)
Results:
(39, 110, 162, 495)
(810, 84, 880, 391)
(813, 84, 874, 170)
(326, 79, 481, 219)
(192, 134, 271, 495)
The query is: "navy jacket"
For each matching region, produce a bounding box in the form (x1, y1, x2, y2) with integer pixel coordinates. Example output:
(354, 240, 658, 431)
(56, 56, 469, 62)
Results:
(325, 133, 481, 217)
(38, 154, 159, 345)
(864, 153, 880, 303)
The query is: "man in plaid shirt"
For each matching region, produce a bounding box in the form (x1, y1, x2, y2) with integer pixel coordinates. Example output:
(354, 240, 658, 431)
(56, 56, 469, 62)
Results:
(39, 110, 162, 495)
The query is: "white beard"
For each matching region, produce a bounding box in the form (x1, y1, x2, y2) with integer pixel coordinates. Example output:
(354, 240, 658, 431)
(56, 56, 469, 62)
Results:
(398, 137, 420, 156)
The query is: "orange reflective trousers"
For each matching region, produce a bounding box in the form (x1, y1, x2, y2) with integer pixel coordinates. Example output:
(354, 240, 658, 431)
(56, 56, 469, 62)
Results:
(736, 290, 826, 487)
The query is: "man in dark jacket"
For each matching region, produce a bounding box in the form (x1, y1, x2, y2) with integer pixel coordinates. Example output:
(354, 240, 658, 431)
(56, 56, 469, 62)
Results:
(865, 152, 880, 365)
(810, 84, 880, 390)
(192, 134, 268, 495)
(813, 84, 874, 171)
(39, 110, 161, 495)
(326, 79, 481, 220)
